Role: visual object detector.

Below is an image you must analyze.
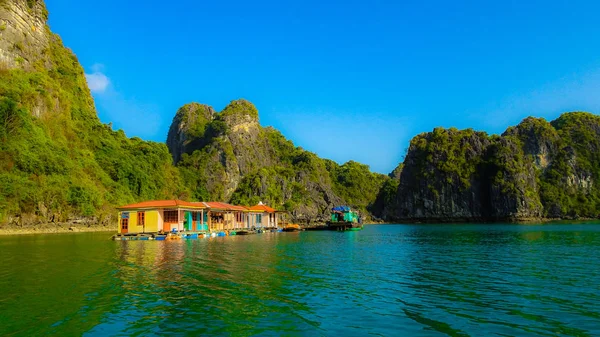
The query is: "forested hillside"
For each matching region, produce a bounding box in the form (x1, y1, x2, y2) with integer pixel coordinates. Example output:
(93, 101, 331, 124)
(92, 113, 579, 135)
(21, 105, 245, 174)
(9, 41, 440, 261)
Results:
(0, 0, 387, 229)
(378, 113, 600, 222)
(0, 0, 184, 228)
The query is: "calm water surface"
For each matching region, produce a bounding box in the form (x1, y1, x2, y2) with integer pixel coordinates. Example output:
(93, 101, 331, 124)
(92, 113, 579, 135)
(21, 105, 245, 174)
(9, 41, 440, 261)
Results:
(1, 224, 600, 336)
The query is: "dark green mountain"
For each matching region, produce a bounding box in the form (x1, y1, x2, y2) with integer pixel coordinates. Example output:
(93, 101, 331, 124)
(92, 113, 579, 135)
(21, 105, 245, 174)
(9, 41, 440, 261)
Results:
(378, 113, 600, 222)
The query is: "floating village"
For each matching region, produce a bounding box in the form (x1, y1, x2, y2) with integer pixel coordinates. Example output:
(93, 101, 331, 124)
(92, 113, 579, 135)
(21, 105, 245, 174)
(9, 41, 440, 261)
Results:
(113, 200, 363, 241)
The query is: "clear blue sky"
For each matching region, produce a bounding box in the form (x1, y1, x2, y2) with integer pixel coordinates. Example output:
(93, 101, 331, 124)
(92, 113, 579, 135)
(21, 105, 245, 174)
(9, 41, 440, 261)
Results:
(46, 0, 600, 173)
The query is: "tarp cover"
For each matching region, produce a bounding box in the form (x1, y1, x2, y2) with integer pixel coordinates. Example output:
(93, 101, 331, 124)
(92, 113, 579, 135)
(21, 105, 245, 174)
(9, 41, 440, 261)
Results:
(332, 206, 351, 212)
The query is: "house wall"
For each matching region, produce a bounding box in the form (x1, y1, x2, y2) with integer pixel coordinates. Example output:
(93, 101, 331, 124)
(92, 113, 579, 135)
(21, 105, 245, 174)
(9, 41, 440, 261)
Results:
(157, 210, 164, 231)
(118, 210, 138, 234)
(179, 210, 185, 231)
(145, 210, 159, 233)
(224, 213, 234, 229)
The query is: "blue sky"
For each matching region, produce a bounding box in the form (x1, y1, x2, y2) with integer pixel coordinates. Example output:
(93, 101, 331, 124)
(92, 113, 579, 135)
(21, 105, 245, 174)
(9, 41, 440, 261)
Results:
(46, 0, 600, 173)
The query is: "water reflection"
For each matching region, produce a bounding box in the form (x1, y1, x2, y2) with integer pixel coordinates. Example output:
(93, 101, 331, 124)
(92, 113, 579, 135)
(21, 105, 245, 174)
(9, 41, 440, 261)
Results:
(1, 225, 600, 336)
(84, 234, 320, 335)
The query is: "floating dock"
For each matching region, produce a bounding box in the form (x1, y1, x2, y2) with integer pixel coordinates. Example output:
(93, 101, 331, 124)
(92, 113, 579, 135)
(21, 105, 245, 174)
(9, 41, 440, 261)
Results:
(112, 228, 284, 241)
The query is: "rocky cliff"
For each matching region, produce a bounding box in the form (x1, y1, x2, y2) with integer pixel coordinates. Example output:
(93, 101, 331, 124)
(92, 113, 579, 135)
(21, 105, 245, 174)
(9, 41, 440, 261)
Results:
(0, 0, 49, 69)
(379, 113, 600, 222)
(168, 99, 388, 222)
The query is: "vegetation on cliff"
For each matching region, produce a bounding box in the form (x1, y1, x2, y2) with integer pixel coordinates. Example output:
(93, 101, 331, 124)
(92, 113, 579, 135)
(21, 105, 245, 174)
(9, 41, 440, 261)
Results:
(0, 0, 183, 227)
(169, 101, 389, 221)
(379, 113, 600, 221)
(2, 0, 599, 228)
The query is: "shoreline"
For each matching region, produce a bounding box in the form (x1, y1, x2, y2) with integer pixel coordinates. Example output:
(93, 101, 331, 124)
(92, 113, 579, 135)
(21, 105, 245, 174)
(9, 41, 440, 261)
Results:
(2, 218, 600, 236)
(0, 225, 115, 236)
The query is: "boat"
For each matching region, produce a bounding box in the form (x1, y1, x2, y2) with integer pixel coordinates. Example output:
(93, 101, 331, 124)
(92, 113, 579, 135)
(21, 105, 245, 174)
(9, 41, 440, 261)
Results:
(282, 224, 301, 232)
(326, 206, 363, 231)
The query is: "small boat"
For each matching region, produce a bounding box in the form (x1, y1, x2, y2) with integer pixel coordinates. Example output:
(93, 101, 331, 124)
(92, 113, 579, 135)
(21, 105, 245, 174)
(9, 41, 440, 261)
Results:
(282, 224, 301, 232)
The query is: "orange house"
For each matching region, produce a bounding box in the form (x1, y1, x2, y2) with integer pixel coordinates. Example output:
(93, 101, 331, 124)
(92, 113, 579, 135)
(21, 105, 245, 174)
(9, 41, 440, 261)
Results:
(117, 200, 207, 234)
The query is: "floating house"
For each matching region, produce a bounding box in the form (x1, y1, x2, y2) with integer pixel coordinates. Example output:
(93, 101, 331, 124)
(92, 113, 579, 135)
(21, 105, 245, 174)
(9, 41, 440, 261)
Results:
(117, 200, 284, 234)
(202, 202, 248, 231)
(117, 200, 207, 234)
(247, 202, 280, 229)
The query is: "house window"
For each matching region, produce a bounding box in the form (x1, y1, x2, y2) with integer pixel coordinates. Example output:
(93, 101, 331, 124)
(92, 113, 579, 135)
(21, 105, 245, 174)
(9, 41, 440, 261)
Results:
(164, 210, 178, 222)
(137, 212, 145, 226)
(121, 218, 128, 230)
(257, 214, 262, 224)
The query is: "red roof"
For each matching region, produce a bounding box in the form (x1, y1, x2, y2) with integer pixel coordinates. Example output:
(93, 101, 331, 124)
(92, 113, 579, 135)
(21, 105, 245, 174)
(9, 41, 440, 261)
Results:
(248, 204, 276, 213)
(203, 202, 248, 211)
(117, 200, 206, 210)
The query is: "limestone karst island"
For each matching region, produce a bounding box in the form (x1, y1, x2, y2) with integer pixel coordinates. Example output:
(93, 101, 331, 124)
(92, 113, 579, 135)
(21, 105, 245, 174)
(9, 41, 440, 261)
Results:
(1, 0, 600, 336)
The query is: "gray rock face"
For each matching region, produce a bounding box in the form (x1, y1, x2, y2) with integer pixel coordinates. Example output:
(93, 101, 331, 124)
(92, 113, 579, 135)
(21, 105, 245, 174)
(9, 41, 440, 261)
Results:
(0, 0, 49, 69)
(166, 99, 369, 222)
(384, 129, 495, 221)
(381, 113, 600, 222)
(166, 103, 215, 164)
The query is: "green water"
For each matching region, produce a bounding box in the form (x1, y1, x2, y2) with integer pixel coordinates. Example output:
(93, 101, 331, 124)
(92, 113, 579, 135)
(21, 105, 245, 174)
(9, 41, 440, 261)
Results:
(1, 224, 600, 336)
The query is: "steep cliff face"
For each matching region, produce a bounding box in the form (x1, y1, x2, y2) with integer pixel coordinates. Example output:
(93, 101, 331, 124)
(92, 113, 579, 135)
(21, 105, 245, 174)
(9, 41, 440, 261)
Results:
(166, 103, 215, 163)
(380, 113, 600, 222)
(0, 0, 49, 69)
(0, 0, 183, 229)
(169, 99, 388, 222)
(383, 128, 494, 221)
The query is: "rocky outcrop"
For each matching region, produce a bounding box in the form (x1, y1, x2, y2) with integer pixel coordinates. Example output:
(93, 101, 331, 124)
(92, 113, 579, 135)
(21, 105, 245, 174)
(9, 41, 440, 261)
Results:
(380, 113, 600, 222)
(168, 99, 387, 222)
(0, 0, 50, 68)
(0, 0, 183, 229)
(166, 103, 215, 163)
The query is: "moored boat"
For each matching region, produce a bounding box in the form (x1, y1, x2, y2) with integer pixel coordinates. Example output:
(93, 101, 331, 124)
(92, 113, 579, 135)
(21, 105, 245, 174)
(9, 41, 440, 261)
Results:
(326, 206, 363, 231)
(282, 224, 301, 232)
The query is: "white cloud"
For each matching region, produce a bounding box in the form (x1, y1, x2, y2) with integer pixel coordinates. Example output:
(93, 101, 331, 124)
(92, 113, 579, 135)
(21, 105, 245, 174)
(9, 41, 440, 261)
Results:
(85, 63, 110, 94)
(85, 63, 162, 139)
